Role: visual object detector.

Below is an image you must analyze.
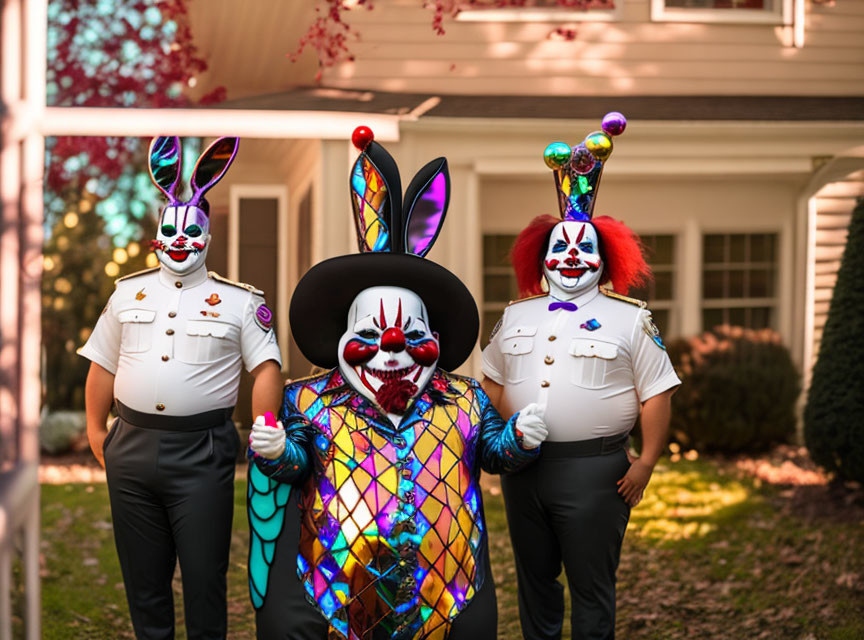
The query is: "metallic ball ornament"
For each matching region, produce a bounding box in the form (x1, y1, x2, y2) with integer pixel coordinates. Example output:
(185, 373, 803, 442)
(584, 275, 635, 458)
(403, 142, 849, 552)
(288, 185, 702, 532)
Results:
(351, 126, 374, 151)
(544, 142, 572, 169)
(569, 145, 597, 175)
(601, 112, 627, 137)
(585, 131, 613, 161)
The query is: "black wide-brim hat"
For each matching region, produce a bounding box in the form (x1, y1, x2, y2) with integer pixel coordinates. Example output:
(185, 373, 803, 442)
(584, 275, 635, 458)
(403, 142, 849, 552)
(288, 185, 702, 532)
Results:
(289, 253, 479, 371)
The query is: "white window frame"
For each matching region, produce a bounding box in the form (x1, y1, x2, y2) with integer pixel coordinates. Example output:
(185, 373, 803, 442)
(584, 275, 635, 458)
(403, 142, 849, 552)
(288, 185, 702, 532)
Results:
(650, 0, 792, 25)
(700, 231, 781, 330)
(456, 0, 621, 23)
(229, 185, 290, 371)
(631, 232, 680, 339)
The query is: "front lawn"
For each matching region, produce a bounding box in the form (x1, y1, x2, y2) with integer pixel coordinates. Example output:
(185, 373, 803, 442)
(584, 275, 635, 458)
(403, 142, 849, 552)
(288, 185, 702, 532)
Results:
(32, 453, 864, 639)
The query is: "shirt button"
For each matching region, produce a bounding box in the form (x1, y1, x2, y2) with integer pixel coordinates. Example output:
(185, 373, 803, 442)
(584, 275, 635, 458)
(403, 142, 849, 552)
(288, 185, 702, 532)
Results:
(548, 335, 557, 341)
(544, 356, 554, 365)
(541, 380, 550, 388)
(166, 329, 174, 336)
(168, 311, 177, 318)
(156, 403, 165, 411)
(401, 468, 412, 478)
(175, 281, 182, 288)
(161, 355, 169, 362)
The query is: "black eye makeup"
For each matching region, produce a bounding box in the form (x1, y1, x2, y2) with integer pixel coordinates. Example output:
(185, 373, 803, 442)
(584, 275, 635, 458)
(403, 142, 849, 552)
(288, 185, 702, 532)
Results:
(357, 329, 380, 340)
(160, 224, 177, 237)
(405, 330, 425, 340)
(184, 224, 203, 238)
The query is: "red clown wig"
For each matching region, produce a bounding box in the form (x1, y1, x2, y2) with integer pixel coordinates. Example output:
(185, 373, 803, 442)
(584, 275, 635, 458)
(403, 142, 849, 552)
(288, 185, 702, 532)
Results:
(511, 214, 651, 297)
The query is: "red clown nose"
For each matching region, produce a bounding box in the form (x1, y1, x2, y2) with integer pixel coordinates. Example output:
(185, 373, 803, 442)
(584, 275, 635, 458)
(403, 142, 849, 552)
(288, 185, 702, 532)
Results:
(380, 327, 406, 353)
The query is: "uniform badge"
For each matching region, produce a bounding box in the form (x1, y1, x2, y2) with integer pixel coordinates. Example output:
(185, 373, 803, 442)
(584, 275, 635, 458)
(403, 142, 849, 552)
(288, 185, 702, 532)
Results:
(581, 318, 601, 331)
(200, 310, 221, 318)
(254, 304, 273, 331)
(135, 288, 146, 301)
(642, 314, 666, 350)
(205, 293, 221, 306)
(488, 317, 503, 342)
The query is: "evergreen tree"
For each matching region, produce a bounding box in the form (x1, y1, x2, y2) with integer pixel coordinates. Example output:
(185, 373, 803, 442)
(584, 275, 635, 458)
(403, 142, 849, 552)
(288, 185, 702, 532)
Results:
(804, 198, 864, 481)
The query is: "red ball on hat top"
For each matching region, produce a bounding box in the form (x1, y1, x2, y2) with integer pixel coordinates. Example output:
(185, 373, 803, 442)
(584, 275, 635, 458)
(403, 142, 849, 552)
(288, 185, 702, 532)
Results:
(352, 126, 374, 151)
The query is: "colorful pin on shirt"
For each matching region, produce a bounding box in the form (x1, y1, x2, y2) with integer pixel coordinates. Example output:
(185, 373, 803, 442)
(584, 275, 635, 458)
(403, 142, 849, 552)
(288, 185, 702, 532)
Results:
(135, 288, 146, 301)
(254, 304, 273, 331)
(200, 310, 221, 318)
(581, 318, 601, 331)
(205, 293, 221, 306)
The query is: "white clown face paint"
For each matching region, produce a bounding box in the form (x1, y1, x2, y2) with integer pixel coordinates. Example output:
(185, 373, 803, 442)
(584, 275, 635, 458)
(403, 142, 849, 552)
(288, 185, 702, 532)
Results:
(338, 286, 439, 419)
(542, 221, 603, 299)
(154, 204, 210, 275)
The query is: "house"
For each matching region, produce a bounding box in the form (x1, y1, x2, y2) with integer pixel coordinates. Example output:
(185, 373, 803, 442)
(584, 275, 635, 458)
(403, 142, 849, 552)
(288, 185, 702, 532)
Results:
(2, 0, 862, 635)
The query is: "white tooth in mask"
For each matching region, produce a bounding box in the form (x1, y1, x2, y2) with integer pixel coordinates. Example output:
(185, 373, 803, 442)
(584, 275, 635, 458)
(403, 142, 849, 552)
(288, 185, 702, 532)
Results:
(542, 221, 603, 300)
(155, 204, 211, 275)
(338, 286, 439, 425)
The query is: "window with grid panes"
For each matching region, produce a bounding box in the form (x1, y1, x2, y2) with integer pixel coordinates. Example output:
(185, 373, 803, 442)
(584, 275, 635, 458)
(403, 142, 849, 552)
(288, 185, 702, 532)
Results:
(628, 234, 676, 337)
(482, 234, 519, 346)
(701, 233, 777, 330)
(652, 0, 786, 23)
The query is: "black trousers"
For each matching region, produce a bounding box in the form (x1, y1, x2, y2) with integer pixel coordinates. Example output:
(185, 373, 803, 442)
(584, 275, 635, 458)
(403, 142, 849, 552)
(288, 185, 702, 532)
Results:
(104, 403, 239, 640)
(500, 444, 631, 640)
(255, 488, 498, 640)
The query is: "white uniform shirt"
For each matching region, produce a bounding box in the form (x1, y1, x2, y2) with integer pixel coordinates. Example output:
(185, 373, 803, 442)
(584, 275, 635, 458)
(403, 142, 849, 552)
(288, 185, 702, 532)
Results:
(78, 266, 282, 416)
(482, 287, 680, 442)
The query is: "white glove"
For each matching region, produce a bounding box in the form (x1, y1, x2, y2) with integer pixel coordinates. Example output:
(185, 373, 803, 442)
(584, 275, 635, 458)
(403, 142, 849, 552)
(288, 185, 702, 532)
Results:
(515, 403, 548, 449)
(249, 414, 286, 460)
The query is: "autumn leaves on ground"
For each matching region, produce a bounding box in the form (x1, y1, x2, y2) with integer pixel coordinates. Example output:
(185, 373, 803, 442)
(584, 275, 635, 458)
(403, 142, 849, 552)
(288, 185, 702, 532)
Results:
(29, 448, 864, 640)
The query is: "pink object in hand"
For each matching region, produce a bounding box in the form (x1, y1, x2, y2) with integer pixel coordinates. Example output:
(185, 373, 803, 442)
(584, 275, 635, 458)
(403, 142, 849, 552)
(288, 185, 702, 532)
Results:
(264, 411, 277, 428)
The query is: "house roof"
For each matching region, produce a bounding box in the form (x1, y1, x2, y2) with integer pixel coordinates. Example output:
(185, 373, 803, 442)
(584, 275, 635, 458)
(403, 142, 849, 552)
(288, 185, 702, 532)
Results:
(214, 87, 864, 121)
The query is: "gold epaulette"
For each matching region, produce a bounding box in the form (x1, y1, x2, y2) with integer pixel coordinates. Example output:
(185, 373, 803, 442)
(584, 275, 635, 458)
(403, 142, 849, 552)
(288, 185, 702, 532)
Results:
(208, 271, 264, 295)
(507, 293, 547, 306)
(601, 288, 647, 309)
(114, 267, 159, 285)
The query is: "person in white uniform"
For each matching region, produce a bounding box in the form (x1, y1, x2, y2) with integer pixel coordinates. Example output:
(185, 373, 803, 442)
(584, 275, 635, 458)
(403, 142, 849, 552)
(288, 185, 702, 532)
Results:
(481, 113, 680, 640)
(79, 136, 283, 640)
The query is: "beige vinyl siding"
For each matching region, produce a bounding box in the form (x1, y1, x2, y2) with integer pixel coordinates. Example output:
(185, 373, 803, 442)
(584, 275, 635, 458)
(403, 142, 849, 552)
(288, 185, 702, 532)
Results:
(810, 172, 864, 364)
(326, 0, 864, 96)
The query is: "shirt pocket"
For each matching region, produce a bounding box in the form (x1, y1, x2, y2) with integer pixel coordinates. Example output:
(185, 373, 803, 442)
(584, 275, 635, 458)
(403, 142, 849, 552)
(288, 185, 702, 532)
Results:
(176, 319, 237, 364)
(500, 325, 537, 384)
(117, 309, 156, 353)
(568, 337, 619, 389)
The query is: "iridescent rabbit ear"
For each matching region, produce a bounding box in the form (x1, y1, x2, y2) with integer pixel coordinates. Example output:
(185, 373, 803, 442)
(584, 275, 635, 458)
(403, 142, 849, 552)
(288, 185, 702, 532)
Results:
(402, 158, 449, 258)
(148, 136, 182, 201)
(190, 137, 239, 205)
(350, 132, 402, 254)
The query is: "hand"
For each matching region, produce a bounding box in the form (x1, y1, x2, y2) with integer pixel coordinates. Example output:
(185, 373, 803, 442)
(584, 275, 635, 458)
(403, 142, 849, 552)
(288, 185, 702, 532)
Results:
(249, 414, 286, 460)
(515, 403, 549, 449)
(89, 430, 107, 469)
(617, 453, 654, 507)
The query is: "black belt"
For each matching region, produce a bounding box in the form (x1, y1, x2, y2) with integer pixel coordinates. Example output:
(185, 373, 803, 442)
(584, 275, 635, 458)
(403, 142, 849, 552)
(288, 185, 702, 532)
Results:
(540, 433, 629, 459)
(115, 400, 234, 432)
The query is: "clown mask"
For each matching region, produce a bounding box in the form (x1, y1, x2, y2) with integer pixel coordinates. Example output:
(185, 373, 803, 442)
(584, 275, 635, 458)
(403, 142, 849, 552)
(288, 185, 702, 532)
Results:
(153, 204, 210, 275)
(338, 286, 439, 421)
(543, 221, 603, 299)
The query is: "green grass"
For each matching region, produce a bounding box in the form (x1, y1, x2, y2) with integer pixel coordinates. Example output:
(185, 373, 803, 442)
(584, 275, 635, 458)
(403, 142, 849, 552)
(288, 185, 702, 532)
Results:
(34, 458, 864, 639)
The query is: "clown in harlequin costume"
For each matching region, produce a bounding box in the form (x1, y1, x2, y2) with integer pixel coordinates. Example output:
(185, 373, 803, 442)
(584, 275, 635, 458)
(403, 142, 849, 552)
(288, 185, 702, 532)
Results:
(246, 127, 548, 640)
(481, 113, 681, 640)
(79, 137, 283, 639)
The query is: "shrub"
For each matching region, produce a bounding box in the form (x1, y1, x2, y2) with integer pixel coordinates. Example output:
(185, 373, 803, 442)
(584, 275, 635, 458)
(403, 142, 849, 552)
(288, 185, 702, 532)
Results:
(666, 326, 800, 454)
(805, 199, 864, 482)
(40, 410, 87, 455)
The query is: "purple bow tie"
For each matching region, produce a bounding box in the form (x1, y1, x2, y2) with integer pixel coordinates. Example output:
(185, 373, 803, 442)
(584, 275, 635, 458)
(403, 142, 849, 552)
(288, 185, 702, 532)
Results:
(548, 301, 578, 312)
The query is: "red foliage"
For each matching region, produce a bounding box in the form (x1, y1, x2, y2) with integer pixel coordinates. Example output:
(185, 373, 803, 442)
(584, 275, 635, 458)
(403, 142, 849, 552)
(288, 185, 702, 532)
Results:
(46, 0, 225, 192)
(511, 214, 651, 297)
(292, 0, 613, 77)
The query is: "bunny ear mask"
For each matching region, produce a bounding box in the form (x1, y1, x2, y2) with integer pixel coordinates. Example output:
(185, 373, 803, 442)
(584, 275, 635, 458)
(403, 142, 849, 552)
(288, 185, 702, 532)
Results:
(402, 158, 449, 258)
(190, 137, 239, 206)
(148, 136, 183, 201)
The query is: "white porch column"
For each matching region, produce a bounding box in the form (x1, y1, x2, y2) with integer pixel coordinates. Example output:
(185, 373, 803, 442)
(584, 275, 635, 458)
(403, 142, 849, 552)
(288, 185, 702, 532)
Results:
(679, 217, 703, 338)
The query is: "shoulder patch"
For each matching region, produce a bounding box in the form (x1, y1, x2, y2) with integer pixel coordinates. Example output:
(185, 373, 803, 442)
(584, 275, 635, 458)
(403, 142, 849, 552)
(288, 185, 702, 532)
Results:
(488, 316, 503, 342)
(508, 293, 547, 306)
(600, 288, 647, 309)
(208, 271, 264, 295)
(114, 267, 158, 286)
(642, 312, 667, 350)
